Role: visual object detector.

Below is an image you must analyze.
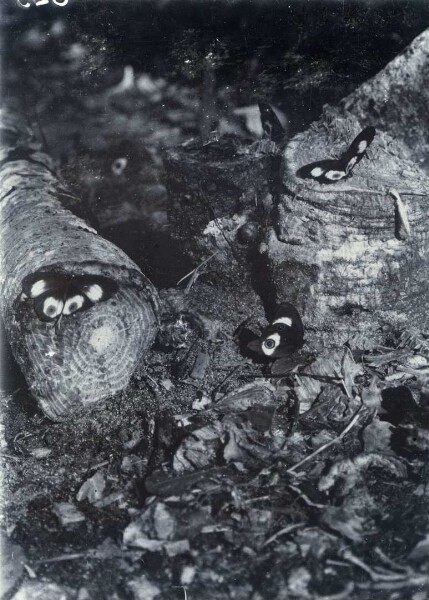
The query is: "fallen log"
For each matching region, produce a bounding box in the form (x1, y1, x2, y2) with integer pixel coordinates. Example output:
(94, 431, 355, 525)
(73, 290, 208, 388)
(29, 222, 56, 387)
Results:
(0, 110, 159, 421)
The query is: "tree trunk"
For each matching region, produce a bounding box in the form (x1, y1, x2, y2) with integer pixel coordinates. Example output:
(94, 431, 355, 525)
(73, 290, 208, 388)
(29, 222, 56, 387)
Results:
(266, 30, 429, 350)
(340, 29, 429, 165)
(0, 110, 159, 421)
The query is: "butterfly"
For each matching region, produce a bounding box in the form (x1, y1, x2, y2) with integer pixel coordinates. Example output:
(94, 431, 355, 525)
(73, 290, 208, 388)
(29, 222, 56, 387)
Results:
(296, 126, 376, 184)
(22, 270, 119, 324)
(258, 101, 287, 144)
(247, 303, 304, 359)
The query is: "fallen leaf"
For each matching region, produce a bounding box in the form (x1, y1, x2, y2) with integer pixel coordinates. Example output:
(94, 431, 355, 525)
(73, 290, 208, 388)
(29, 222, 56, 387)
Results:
(76, 471, 106, 504)
(52, 502, 85, 526)
(128, 574, 161, 600)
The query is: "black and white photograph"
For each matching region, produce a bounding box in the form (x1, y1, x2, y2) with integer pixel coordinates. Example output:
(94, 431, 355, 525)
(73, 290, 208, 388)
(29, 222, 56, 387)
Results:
(0, 0, 428, 598)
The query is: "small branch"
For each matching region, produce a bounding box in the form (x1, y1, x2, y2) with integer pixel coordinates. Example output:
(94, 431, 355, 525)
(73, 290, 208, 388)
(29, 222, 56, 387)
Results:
(342, 549, 411, 582)
(287, 484, 326, 508)
(318, 582, 355, 600)
(177, 251, 219, 287)
(285, 407, 363, 474)
(0, 452, 23, 461)
(262, 522, 305, 548)
(356, 574, 429, 591)
(298, 183, 426, 196)
(32, 553, 89, 564)
(374, 547, 411, 574)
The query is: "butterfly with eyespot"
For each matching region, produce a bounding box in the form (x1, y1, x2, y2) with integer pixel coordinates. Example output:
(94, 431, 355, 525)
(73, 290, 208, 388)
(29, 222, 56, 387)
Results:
(21, 270, 119, 324)
(296, 126, 376, 185)
(244, 303, 307, 375)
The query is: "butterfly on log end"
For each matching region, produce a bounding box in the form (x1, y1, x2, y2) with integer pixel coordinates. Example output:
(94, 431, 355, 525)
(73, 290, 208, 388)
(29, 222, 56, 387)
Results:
(21, 270, 119, 323)
(296, 126, 376, 184)
(247, 302, 304, 359)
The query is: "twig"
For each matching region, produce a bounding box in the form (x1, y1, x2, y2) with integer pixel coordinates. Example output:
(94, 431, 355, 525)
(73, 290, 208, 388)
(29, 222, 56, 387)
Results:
(0, 453, 23, 461)
(298, 184, 426, 196)
(319, 582, 355, 600)
(177, 251, 219, 287)
(356, 574, 429, 591)
(173, 586, 188, 600)
(32, 553, 89, 564)
(262, 522, 305, 548)
(285, 407, 362, 474)
(342, 549, 410, 582)
(374, 547, 411, 574)
(287, 484, 326, 508)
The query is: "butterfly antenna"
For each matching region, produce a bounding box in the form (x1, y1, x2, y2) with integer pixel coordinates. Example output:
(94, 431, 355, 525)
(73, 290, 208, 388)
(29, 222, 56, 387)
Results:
(54, 314, 63, 335)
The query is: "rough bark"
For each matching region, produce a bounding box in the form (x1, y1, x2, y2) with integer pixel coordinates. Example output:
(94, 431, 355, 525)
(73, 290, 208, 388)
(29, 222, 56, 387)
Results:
(0, 110, 159, 421)
(164, 31, 429, 352)
(266, 32, 429, 350)
(339, 29, 429, 166)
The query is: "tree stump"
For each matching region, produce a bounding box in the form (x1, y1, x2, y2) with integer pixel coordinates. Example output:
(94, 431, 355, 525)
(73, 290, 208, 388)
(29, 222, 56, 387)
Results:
(0, 110, 159, 421)
(340, 29, 429, 165)
(265, 109, 429, 349)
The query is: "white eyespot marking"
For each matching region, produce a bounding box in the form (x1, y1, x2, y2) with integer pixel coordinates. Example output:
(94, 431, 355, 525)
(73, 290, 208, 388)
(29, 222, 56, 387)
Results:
(112, 157, 128, 176)
(262, 333, 281, 356)
(85, 284, 103, 302)
(346, 156, 358, 173)
(310, 167, 324, 177)
(30, 280, 47, 298)
(63, 295, 84, 315)
(272, 317, 293, 327)
(325, 170, 345, 181)
(357, 140, 367, 153)
(43, 297, 64, 318)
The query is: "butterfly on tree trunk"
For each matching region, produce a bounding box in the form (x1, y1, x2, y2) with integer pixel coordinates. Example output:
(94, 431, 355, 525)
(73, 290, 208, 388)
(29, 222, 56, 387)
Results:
(21, 270, 119, 325)
(246, 303, 307, 375)
(296, 126, 376, 184)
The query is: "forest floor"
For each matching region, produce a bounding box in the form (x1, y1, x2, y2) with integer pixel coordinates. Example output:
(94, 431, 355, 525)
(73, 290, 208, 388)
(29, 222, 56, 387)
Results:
(1, 3, 429, 600)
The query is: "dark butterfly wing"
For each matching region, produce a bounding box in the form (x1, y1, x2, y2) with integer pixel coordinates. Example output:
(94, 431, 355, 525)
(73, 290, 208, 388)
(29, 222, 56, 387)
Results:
(260, 302, 304, 358)
(73, 275, 118, 302)
(258, 102, 285, 143)
(296, 126, 376, 184)
(247, 338, 264, 355)
(271, 302, 304, 346)
(22, 271, 69, 321)
(296, 159, 347, 184)
(340, 126, 375, 174)
(22, 271, 118, 321)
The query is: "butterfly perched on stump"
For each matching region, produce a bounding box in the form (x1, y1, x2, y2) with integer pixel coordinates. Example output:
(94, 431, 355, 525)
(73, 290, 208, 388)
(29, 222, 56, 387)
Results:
(248, 303, 304, 358)
(296, 126, 376, 184)
(22, 270, 119, 323)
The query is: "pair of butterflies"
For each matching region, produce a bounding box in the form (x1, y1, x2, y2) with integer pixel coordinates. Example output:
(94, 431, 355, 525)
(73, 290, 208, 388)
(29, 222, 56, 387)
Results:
(296, 125, 376, 185)
(247, 303, 305, 374)
(22, 270, 118, 324)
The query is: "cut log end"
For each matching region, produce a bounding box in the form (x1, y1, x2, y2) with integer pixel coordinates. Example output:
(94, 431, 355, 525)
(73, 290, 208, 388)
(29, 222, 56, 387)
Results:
(12, 286, 157, 421)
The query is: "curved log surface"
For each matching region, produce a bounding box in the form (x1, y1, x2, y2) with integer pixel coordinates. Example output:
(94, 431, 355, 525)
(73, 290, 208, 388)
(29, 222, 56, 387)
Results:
(266, 111, 429, 350)
(0, 110, 159, 421)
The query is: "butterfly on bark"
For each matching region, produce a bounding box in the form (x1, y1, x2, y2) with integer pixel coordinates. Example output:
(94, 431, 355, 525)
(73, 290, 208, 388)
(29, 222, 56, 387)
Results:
(22, 270, 119, 323)
(296, 126, 376, 184)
